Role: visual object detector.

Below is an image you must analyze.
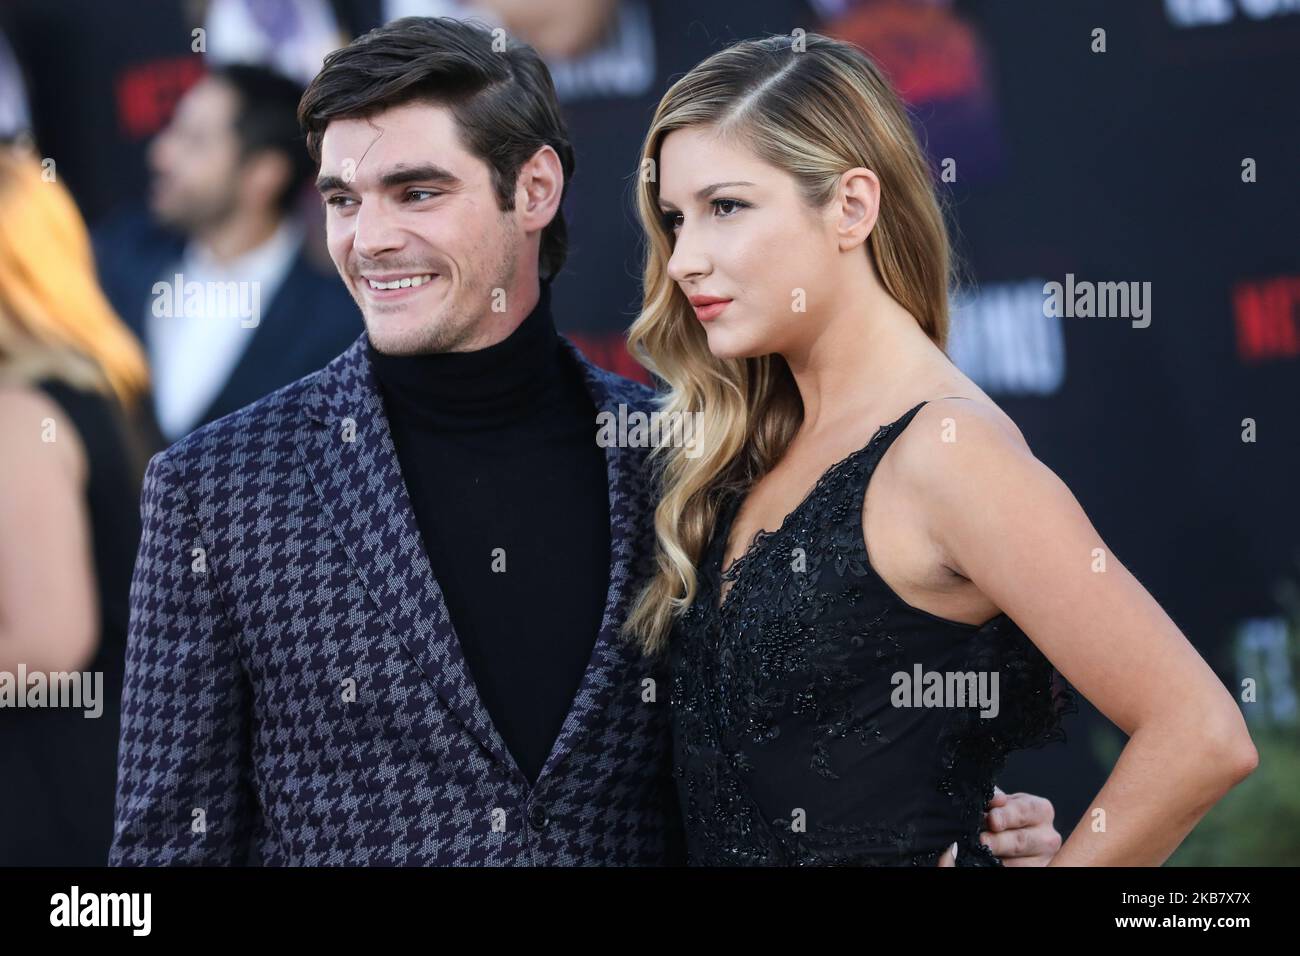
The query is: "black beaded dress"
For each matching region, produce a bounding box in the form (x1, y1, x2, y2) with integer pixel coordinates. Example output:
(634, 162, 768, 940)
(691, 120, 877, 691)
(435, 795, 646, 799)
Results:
(669, 400, 1076, 866)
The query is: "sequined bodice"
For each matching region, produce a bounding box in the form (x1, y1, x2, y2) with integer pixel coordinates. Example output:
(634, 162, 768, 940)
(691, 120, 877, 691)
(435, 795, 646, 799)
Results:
(669, 401, 1075, 866)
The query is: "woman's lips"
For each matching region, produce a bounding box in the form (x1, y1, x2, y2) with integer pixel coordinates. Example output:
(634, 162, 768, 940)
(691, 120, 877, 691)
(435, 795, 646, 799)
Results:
(691, 298, 732, 322)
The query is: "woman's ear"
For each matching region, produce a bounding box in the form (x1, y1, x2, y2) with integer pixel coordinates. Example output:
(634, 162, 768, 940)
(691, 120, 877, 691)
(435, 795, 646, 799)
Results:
(834, 166, 880, 252)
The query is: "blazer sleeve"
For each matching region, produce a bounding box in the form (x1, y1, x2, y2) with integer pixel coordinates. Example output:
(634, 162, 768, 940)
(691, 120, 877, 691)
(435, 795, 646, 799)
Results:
(109, 452, 258, 865)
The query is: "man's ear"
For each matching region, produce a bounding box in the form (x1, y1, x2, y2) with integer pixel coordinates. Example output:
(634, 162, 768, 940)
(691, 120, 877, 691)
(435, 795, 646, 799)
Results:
(515, 145, 564, 234)
(833, 166, 880, 253)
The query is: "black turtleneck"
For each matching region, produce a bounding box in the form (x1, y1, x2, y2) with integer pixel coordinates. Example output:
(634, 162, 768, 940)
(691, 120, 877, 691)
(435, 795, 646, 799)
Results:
(366, 281, 611, 787)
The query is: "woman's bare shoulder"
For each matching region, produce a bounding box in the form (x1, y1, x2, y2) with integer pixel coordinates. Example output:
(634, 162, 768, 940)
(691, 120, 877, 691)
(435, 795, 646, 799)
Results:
(889, 390, 1037, 491)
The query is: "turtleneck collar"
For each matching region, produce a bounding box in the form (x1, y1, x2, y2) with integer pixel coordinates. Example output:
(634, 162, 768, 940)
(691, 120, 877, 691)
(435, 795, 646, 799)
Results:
(366, 280, 567, 431)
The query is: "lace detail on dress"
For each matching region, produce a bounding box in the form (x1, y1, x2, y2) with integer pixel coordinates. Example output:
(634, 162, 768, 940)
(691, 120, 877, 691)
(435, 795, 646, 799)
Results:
(714, 419, 894, 612)
(669, 401, 1076, 866)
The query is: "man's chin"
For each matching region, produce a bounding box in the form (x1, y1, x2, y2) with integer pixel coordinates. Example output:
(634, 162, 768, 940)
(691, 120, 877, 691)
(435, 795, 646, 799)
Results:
(364, 315, 461, 356)
(365, 326, 427, 356)
(148, 201, 183, 230)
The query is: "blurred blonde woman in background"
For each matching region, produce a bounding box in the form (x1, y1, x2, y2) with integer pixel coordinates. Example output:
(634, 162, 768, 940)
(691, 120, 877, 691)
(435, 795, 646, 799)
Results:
(0, 145, 162, 864)
(622, 34, 1256, 867)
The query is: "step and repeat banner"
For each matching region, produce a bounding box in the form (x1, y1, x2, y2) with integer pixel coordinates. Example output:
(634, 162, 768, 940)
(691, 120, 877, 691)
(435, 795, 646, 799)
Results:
(3, 0, 1295, 863)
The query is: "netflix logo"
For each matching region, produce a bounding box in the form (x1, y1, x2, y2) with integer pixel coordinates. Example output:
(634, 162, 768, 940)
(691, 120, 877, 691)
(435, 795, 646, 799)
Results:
(114, 56, 204, 140)
(1234, 275, 1300, 363)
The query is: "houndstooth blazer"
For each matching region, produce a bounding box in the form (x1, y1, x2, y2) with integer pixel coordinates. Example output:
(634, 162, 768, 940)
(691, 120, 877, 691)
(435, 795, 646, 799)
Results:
(109, 333, 684, 865)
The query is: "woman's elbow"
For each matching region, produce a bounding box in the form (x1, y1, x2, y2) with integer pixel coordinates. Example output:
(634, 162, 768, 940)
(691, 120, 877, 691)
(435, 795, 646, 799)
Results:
(1222, 733, 1259, 783)
(1203, 711, 1259, 784)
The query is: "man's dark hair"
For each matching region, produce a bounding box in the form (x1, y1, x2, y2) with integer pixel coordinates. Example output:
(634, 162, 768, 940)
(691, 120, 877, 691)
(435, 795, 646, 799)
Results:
(298, 16, 575, 280)
(211, 64, 312, 214)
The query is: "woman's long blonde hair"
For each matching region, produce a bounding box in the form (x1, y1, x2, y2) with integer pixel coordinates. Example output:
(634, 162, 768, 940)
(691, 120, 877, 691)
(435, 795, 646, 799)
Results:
(622, 33, 960, 657)
(0, 148, 149, 406)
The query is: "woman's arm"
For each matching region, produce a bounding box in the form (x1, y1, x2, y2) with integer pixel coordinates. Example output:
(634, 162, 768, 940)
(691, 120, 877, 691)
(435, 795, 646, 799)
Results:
(0, 386, 99, 674)
(895, 399, 1257, 866)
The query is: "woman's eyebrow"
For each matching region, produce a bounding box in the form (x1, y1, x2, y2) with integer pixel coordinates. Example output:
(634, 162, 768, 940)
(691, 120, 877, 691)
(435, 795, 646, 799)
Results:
(659, 180, 756, 209)
(695, 180, 754, 200)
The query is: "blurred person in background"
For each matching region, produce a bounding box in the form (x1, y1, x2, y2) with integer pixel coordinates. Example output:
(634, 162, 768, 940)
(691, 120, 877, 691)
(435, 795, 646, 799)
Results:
(94, 63, 360, 443)
(0, 146, 163, 865)
(0, 28, 31, 144)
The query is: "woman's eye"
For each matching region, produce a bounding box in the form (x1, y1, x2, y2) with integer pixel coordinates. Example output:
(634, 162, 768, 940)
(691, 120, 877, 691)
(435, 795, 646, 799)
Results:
(660, 199, 746, 232)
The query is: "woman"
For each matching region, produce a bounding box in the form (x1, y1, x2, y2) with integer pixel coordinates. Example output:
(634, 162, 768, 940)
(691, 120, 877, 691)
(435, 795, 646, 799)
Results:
(621, 34, 1257, 866)
(0, 146, 162, 864)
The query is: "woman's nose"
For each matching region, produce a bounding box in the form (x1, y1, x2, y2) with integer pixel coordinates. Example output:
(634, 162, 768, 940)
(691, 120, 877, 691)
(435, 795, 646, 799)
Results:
(667, 230, 711, 283)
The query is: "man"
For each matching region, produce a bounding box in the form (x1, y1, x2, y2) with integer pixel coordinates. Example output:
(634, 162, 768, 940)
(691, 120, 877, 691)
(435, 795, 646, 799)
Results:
(110, 16, 1060, 865)
(94, 63, 360, 442)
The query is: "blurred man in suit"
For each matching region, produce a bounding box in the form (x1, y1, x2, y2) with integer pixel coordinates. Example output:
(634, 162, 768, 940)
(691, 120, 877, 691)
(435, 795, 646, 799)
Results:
(94, 63, 360, 442)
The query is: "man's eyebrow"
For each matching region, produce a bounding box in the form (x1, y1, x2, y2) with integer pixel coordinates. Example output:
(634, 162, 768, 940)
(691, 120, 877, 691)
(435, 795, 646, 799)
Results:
(379, 163, 461, 189)
(658, 181, 756, 208)
(316, 164, 462, 193)
(316, 174, 351, 193)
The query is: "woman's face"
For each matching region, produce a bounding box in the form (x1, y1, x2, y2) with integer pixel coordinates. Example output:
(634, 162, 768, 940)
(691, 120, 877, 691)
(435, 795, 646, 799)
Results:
(657, 126, 840, 361)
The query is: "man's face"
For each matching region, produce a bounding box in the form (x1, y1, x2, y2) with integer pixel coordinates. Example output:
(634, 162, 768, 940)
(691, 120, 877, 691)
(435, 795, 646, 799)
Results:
(147, 77, 242, 233)
(316, 101, 521, 355)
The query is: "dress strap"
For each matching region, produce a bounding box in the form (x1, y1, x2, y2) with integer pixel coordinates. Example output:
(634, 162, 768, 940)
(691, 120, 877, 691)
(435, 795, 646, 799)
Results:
(831, 398, 944, 514)
(856, 396, 976, 473)
(859, 400, 929, 467)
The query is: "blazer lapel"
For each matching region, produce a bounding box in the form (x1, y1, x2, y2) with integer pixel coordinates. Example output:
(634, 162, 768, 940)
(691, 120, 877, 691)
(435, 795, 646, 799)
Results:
(296, 335, 526, 781)
(532, 336, 656, 782)
(294, 333, 656, 790)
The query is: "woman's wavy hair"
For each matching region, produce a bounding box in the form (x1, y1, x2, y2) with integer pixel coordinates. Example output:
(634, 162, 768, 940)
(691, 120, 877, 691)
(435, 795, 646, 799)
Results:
(622, 33, 960, 657)
(0, 148, 149, 406)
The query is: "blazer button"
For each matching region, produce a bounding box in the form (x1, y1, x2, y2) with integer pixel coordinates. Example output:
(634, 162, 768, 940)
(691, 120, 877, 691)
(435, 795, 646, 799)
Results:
(528, 803, 549, 829)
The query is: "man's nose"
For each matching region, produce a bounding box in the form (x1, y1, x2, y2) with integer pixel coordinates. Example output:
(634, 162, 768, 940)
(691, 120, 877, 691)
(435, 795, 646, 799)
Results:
(146, 132, 170, 173)
(352, 199, 406, 259)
